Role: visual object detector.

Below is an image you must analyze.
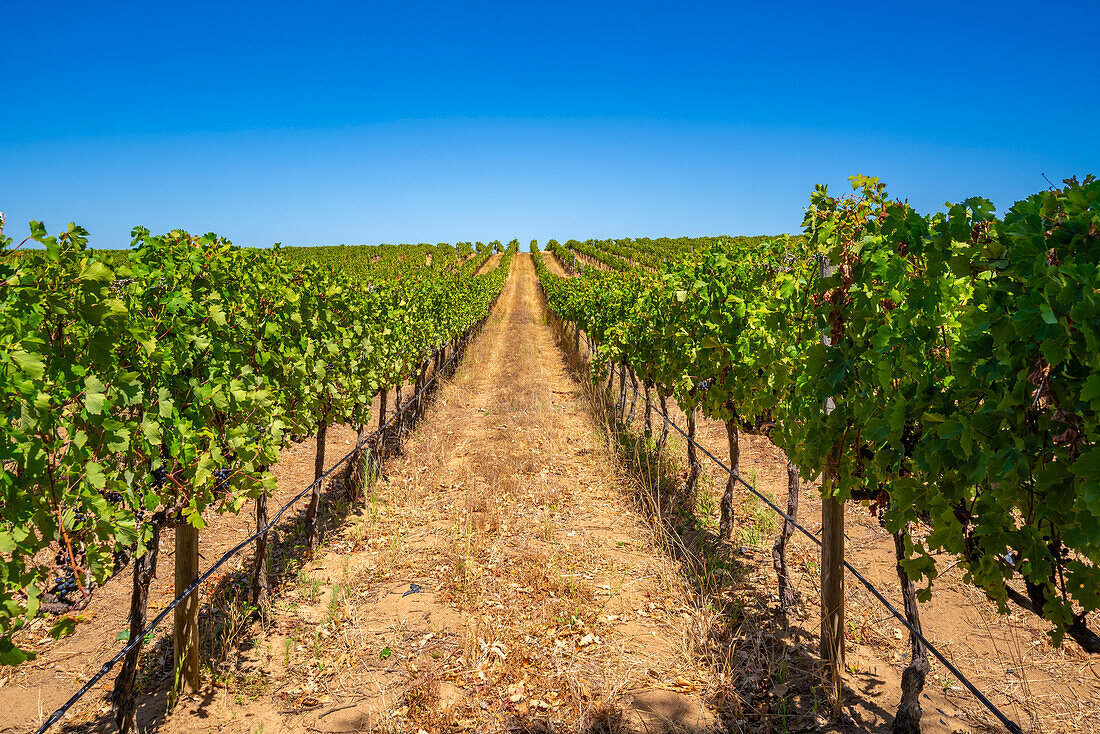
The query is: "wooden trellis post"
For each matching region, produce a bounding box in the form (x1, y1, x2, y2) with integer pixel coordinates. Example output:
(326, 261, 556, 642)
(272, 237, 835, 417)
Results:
(174, 520, 201, 695)
(818, 254, 845, 709)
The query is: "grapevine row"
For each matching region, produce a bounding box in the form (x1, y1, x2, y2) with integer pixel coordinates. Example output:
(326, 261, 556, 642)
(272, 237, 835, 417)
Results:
(534, 175, 1100, 729)
(0, 222, 516, 728)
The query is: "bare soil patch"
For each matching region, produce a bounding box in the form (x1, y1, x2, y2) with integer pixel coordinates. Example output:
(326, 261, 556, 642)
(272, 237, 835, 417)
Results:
(475, 253, 503, 276)
(542, 251, 570, 278)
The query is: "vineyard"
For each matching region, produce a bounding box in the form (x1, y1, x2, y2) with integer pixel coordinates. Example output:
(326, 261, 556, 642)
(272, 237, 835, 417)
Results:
(0, 176, 1098, 734)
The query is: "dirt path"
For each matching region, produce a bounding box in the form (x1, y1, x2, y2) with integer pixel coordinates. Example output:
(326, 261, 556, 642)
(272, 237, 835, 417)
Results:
(475, 252, 502, 276)
(131, 254, 719, 733)
(542, 249, 570, 277)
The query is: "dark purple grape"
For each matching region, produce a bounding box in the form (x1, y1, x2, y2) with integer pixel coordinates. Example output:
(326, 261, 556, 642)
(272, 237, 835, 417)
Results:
(213, 467, 232, 497)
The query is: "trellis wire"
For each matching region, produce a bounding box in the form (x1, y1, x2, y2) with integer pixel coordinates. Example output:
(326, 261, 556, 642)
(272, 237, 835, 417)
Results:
(612, 366, 1024, 734)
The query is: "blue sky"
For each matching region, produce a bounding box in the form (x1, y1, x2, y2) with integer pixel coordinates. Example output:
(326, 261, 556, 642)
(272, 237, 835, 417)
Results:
(3, 1, 1097, 249)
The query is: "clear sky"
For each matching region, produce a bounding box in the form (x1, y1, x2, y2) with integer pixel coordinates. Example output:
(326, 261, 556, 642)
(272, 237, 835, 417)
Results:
(3, 1, 1098, 249)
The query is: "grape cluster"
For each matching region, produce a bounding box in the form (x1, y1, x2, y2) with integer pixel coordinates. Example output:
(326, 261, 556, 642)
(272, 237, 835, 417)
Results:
(103, 488, 146, 522)
(52, 573, 78, 602)
(213, 467, 232, 497)
(50, 551, 81, 603)
(152, 464, 168, 487)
